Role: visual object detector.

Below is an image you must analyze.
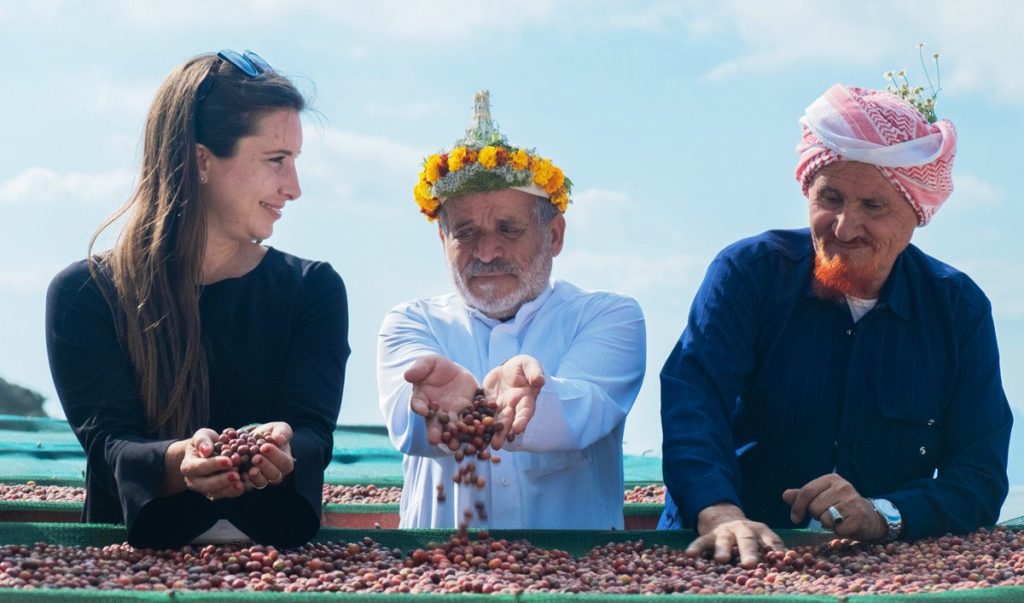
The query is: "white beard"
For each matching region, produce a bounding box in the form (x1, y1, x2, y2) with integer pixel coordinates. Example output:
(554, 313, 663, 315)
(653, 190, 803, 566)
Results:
(449, 243, 553, 320)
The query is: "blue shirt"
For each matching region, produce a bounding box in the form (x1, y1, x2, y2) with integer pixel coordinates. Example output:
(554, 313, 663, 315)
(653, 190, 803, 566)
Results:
(660, 229, 1011, 540)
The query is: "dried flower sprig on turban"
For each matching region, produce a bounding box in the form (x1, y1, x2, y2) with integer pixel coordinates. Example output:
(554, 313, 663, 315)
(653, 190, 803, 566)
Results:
(884, 43, 942, 124)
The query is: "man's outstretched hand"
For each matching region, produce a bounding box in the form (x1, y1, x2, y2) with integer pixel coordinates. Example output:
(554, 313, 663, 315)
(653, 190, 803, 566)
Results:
(405, 355, 479, 445)
(483, 355, 545, 449)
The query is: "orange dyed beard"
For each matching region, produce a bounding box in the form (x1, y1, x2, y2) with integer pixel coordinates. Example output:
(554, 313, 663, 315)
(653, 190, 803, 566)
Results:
(812, 250, 878, 300)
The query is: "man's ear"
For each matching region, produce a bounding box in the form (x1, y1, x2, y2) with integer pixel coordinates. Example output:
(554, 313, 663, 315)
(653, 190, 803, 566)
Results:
(549, 213, 566, 257)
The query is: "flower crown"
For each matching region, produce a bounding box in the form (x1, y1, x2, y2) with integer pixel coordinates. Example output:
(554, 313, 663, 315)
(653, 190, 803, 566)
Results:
(413, 91, 572, 221)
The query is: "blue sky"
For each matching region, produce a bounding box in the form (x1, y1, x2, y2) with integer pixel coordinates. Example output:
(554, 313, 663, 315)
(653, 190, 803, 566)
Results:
(2, 1, 1022, 490)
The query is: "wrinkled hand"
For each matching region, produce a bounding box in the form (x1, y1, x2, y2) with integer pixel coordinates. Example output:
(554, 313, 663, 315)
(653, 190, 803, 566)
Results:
(180, 428, 243, 501)
(483, 355, 545, 450)
(405, 355, 480, 445)
(686, 503, 784, 568)
(782, 474, 887, 541)
(244, 422, 295, 491)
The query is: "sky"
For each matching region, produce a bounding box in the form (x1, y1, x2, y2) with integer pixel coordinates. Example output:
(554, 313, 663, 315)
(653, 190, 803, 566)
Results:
(1, 1, 1022, 490)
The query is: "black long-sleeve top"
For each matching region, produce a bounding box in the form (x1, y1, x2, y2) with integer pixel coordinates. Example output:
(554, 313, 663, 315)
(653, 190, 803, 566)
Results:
(45, 247, 349, 548)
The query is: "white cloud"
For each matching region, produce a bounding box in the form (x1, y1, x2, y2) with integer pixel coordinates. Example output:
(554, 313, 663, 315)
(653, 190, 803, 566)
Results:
(692, 0, 1024, 103)
(954, 173, 1004, 207)
(365, 101, 444, 121)
(116, 0, 285, 26)
(0, 0, 61, 23)
(556, 250, 703, 299)
(0, 267, 60, 294)
(567, 187, 633, 231)
(598, 1, 692, 31)
(302, 127, 427, 179)
(338, 0, 555, 39)
(0, 167, 134, 205)
(113, 0, 555, 39)
(87, 78, 157, 115)
(298, 128, 426, 215)
(948, 259, 1024, 321)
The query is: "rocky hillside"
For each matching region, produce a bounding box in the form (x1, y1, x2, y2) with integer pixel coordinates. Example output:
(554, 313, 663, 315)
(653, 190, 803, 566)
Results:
(0, 376, 47, 416)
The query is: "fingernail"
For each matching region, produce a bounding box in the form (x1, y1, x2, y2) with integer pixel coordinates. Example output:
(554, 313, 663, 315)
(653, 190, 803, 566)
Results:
(220, 459, 231, 468)
(228, 473, 237, 482)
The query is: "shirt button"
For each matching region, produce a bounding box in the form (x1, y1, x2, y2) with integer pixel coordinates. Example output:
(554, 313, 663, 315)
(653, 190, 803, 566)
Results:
(846, 329, 854, 336)
(500, 478, 510, 486)
(919, 446, 927, 455)
(926, 419, 935, 426)
(833, 440, 839, 448)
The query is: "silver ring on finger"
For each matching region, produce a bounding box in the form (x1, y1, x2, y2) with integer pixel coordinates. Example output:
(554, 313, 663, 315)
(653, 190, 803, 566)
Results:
(252, 481, 268, 490)
(827, 505, 844, 525)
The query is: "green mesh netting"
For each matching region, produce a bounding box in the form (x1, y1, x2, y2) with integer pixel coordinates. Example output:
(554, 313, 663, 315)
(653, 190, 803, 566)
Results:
(0, 416, 662, 487)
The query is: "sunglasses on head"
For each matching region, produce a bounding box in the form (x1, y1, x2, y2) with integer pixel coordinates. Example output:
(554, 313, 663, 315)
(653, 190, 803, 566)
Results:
(196, 49, 274, 106)
(217, 49, 273, 77)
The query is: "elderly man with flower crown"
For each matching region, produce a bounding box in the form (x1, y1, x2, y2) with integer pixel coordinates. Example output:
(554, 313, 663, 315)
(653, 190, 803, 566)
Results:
(659, 81, 1012, 566)
(378, 91, 645, 529)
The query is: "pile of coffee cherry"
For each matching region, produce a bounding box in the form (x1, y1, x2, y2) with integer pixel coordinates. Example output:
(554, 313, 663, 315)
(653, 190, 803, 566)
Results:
(0, 482, 85, 503)
(623, 484, 665, 504)
(321, 484, 403, 505)
(0, 527, 1022, 594)
(211, 427, 269, 474)
(0, 483, 664, 507)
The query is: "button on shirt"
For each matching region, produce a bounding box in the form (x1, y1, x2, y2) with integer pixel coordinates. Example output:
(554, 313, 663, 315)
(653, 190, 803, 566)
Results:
(379, 280, 645, 529)
(660, 229, 1011, 540)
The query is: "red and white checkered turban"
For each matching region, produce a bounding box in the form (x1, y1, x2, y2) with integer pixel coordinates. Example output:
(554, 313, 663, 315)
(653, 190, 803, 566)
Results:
(795, 84, 957, 226)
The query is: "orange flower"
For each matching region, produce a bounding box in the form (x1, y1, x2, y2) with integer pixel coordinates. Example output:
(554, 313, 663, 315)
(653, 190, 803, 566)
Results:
(544, 167, 565, 195)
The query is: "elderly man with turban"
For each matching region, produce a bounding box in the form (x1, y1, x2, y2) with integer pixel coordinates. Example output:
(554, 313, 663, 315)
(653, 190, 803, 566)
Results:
(659, 83, 1012, 566)
(378, 91, 645, 529)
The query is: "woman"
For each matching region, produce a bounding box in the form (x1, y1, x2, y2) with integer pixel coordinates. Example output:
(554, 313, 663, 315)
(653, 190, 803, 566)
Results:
(45, 50, 349, 548)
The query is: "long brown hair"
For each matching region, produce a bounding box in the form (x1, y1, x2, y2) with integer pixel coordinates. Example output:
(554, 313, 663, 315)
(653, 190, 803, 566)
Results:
(90, 53, 305, 439)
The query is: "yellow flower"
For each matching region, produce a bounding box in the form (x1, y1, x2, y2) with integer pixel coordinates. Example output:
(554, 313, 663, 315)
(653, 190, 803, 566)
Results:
(532, 158, 555, 188)
(510, 149, 530, 170)
(413, 179, 440, 220)
(448, 147, 468, 172)
(413, 179, 433, 204)
(423, 154, 445, 184)
(478, 146, 499, 169)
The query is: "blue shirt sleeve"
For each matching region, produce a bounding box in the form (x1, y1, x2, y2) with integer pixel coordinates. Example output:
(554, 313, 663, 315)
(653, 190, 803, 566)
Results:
(661, 248, 763, 528)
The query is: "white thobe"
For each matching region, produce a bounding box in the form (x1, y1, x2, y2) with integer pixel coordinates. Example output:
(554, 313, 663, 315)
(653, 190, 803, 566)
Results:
(378, 280, 645, 529)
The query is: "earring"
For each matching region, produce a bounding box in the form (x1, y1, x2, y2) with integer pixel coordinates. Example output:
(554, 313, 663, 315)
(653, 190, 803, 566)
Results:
(201, 175, 208, 185)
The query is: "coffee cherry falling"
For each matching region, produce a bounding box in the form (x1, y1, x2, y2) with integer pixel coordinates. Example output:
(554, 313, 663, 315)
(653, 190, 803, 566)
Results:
(426, 389, 504, 528)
